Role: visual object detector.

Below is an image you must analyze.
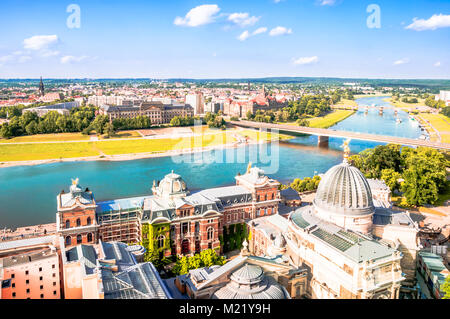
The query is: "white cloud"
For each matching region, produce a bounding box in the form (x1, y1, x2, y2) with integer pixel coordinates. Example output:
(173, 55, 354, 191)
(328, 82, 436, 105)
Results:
(319, 0, 336, 6)
(434, 61, 441, 67)
(237, 31, 250, 41)
(269, 26, 292, 36)
(293, 56, 319, 65)
(252, 27, 268, 35)
(174, 4, 220, 27)
(60, 55, 88, 64)
(228, 12, 260, 27)
(23, 35, 58, 50)
(405, 14, 450, 31)
(393, 58, 410, 65)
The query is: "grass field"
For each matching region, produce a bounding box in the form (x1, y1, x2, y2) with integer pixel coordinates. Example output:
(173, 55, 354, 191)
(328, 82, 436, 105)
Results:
(308, 110, 355, 129)
(237, 129, 292, 141)
(419, 113, 450, 143)
(0, 142, 100, 161)
(0, 128, 286, 162)
(334, 98, 358, 107)
(384, 97, 426, 110)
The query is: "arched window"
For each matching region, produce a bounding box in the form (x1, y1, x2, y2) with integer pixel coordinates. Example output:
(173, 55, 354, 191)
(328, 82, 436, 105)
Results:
(77, 234, 82, 244)
(76, 218, 81, 227)
(65, 220, 70, 229)
(65, 236, 71, 246)
(87, 217, 91, 225)
(157, 235, 165, 249)
(207, 227, 214, 241)
(87, 233, 93, 242)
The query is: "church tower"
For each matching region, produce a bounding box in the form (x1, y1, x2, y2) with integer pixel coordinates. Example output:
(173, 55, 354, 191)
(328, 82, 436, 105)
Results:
(39, 76, 45, 97)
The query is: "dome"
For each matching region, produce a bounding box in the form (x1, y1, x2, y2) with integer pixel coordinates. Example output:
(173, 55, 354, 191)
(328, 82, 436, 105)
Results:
(313, 162, 374, 216)
(212, 263, 288, 299)
(155, 171, 188, 198)
(230, 264, 263, 285)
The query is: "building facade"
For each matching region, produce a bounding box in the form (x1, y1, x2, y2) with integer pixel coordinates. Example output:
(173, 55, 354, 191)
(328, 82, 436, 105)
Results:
(55, 166, 280, 258)
(99, 101, 194, 124)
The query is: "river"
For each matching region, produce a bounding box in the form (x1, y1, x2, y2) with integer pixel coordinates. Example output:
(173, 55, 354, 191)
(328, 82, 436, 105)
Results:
(0, 96, 423, 228)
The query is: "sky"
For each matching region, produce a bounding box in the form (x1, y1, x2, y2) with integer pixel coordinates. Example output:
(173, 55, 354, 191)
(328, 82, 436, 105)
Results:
(0, 0, 449, 79)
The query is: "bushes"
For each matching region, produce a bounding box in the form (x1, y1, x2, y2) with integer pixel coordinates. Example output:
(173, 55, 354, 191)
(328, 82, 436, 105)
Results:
(171, 249, 226, 276)
(290, 175, 321, 193)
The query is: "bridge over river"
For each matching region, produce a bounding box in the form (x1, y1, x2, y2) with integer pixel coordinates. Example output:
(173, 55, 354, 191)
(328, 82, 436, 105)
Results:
(230, 120, 450, 150)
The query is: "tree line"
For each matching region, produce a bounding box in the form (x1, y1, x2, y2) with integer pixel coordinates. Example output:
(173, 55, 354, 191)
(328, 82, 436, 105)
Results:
(246, 94, 332, 124)
(349, 144, 448, 206)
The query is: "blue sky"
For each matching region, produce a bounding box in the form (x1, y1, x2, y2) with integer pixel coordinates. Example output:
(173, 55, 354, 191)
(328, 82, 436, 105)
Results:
(0, 0, 449, 79)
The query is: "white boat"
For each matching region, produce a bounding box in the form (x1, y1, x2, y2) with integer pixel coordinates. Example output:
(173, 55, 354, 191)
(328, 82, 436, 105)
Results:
(396, 118, 402, 124)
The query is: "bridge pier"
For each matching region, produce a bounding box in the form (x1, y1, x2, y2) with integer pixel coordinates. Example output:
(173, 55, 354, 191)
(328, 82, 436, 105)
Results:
(317, 135, 329, 148)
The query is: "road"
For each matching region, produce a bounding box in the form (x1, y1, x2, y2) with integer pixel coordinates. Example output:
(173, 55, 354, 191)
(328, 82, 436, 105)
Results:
(230, 120, 450, 150)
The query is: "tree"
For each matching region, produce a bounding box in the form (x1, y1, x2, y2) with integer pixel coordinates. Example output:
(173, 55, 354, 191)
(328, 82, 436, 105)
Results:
(441, 276, 450, 299)
(401, 148, 447, 206)
(381, 168, 402, 192)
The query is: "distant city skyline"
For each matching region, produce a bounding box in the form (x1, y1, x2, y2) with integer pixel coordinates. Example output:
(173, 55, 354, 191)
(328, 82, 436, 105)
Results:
(0, 0, 449, 79)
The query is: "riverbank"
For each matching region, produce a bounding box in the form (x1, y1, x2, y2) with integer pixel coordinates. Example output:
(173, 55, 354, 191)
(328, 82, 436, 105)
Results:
(276, 109, 355, 129)
(308, 110, 356, 129)
(0, 129, 288, 168)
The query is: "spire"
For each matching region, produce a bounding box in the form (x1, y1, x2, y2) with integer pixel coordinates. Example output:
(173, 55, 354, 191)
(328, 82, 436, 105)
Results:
(341, 138, 351, 164)
(39, 76, 45, 97)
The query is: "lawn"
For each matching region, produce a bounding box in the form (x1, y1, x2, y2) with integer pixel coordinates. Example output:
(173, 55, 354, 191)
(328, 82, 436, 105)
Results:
(308, 110, 355, 129)
(419, 113, 450, 143)
(95, 132, 237, 155)
(0, 142, 99, 162)
(237, 129, 292, 141)
(0, 129, 291, 162)
(384, 97, 426, 110)
(334, 99, 358, 107)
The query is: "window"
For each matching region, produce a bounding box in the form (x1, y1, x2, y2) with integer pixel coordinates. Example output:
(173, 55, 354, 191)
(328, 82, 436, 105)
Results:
(77, 234, 82, 244)
(53, 282, 56, 286)
(52, 273, 56, 278)
(207, 227, 214, 241)
(11, 274, 14, 279)
(26, 288, 30, 293)
(39, 267, 42, 272)
(87, 233, 93, 242)
(76, 218, 81, 227)
(65, 236, 71, 246)
(52, 264, 55, 269)
(157, 235, 165, 249)
(65, 220, 70, 229)
(12, 292, 16, 298)
(25, 270, 29, 275)
(53, 291, 57, 295)
(39, 276, 43, 281)
(40, 294, 44, 299)
(12, 283, 15, 288)
(40, 285, 43, 290)
(87, 217, 91, 225)
(26, 279, 29, 284)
